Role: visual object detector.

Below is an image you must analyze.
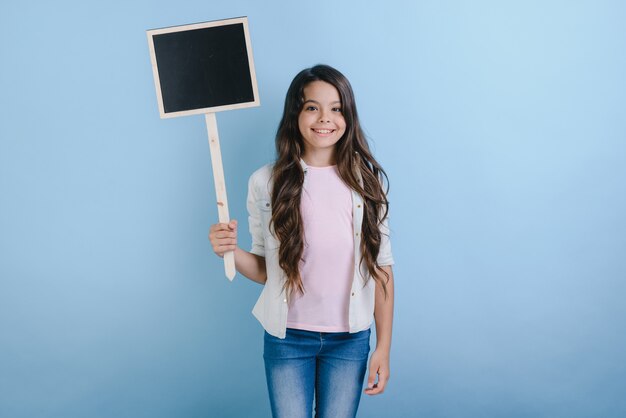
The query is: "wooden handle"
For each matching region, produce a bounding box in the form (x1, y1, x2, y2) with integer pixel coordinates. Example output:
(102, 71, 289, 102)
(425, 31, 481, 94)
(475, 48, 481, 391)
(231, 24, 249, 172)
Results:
(205, 113, 236, 281)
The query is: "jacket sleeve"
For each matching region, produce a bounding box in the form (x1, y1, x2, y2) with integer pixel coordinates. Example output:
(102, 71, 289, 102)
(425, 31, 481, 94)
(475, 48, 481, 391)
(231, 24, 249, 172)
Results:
(377, 205, 394, 266)
(247, 173, 265, 257)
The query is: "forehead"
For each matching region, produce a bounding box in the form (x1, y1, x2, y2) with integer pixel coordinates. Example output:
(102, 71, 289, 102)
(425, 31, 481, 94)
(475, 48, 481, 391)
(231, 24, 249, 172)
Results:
(303, 80, 341, 101)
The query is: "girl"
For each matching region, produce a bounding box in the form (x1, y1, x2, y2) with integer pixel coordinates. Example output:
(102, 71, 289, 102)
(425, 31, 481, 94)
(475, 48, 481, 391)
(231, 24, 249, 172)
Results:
(209, 64, 394, 418)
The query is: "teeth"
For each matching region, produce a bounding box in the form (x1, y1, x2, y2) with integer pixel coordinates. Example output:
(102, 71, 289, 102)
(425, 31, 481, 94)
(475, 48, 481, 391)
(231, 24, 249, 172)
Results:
(314, 129, 333, 134)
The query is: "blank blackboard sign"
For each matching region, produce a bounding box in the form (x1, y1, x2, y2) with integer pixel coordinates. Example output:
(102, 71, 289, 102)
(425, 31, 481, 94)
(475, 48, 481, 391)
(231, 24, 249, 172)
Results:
(147, 17, 260, 118)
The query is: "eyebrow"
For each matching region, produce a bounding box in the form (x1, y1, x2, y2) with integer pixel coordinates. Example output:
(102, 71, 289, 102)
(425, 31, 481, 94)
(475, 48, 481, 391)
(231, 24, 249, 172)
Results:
(303, 99, 342, 105)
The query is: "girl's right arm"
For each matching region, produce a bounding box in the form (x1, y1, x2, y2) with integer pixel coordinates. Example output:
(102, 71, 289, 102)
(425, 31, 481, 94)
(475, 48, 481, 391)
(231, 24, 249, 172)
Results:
(209, 220, 267, 284)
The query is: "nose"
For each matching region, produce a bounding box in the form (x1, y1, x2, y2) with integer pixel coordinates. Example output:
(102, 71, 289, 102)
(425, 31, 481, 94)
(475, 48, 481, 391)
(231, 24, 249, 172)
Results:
(319, 109, 331, 123)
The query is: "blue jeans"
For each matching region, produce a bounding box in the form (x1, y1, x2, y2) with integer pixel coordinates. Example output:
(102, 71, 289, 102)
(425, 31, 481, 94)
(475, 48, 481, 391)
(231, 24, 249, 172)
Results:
(263, 327, 371, 418)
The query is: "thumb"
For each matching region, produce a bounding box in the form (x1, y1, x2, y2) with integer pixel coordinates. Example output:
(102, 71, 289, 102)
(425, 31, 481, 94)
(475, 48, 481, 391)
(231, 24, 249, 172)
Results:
(229, 219, 238, 230)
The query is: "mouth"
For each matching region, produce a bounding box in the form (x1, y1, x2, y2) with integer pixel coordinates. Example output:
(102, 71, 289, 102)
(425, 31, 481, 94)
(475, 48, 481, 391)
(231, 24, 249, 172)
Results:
(312, 128, 335, 134)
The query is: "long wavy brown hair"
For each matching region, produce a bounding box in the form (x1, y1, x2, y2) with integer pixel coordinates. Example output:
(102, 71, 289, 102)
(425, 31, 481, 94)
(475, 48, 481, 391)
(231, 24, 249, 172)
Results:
(271, 64, 390, 300)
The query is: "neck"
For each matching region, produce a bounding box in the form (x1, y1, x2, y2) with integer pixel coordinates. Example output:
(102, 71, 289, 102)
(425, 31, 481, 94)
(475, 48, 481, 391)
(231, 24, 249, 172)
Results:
(302, 149, 336, 167)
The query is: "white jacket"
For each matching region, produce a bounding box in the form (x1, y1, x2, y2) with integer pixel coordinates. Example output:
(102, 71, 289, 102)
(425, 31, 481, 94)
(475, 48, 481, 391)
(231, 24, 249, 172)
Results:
(247, 160, 394, 338)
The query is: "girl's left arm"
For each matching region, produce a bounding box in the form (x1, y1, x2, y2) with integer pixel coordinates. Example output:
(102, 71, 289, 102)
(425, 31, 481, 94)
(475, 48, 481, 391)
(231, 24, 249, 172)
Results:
(365, 265, 394, 396)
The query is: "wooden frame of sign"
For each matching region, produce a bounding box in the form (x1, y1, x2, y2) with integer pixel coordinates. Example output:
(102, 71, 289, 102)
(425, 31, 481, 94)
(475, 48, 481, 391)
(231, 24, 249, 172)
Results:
(147, 17, 260, 280)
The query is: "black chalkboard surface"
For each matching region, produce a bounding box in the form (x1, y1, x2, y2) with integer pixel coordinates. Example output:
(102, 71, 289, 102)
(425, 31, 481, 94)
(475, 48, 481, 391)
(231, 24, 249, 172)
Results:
(147, 17, 259, 118)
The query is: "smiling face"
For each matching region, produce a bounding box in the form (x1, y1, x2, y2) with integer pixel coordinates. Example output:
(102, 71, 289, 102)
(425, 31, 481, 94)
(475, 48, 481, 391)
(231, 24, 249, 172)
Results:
(298, 80, 347, 166)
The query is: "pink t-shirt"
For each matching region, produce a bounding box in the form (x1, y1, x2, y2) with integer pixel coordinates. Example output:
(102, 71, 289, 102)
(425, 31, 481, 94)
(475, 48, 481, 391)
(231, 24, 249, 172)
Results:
(286, 165, 354, 332)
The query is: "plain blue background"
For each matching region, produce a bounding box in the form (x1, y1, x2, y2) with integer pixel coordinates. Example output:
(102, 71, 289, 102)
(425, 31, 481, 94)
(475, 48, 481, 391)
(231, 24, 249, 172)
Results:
(1, 1, 625, 417)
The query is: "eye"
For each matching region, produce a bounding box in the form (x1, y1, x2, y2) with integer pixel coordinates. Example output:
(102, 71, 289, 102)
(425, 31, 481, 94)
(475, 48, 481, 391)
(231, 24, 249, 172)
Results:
(332, 107, 342, 113)
(304, 105, 318, 111)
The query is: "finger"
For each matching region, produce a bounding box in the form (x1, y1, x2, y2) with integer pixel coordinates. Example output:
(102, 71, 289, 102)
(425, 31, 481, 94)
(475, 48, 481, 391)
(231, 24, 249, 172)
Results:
(367, 368, 389, 395)
(364, 374, 384, 395)
(211, 239, 237, 249)
(209, 223, 229, 235)
(365, 384, 383, 395)
(366, 368, 377, 391)
(228, 219, 238, 230)
(218, 244, 237, 252)
(213, 241, 237, 250)
(215, 231, 237, 239)
(213, 244, 237, 257)
(210, 229, 237, 240)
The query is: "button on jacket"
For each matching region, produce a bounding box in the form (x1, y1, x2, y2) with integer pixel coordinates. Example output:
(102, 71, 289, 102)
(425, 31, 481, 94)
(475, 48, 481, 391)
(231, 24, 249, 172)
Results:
(247, 160, 394, 339)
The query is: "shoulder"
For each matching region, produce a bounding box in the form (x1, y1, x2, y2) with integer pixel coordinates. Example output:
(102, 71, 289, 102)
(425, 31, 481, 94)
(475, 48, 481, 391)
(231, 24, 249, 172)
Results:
(249, 163, 274, 187)
(248, 163, 275, 198)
